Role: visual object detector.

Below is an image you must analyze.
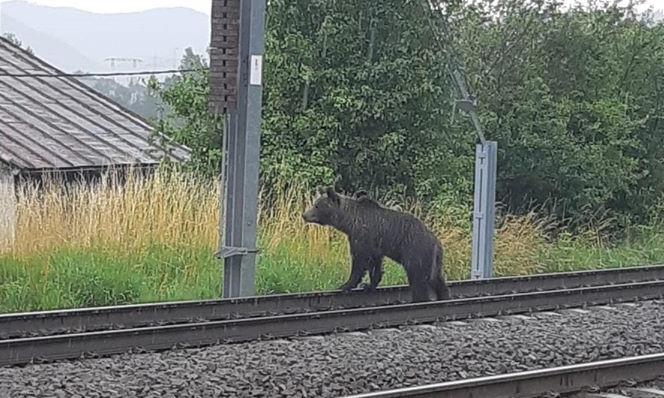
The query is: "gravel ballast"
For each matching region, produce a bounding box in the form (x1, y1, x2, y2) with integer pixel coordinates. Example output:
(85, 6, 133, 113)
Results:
(2, 300, 664, 397)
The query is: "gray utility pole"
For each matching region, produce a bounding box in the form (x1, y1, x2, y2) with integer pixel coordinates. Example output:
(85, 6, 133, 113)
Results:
(421, 0, 497, 280)
(209, 0, 266, 298)
(451, 70, 498, 280)
(470, 140, 497, 279)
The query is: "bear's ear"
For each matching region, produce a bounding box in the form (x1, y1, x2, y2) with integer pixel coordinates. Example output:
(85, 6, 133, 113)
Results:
(325, 186, 340, 204)
(354, 190, 368, 199)
(316, 185, 326, 195)
(355, 190, 381, 207)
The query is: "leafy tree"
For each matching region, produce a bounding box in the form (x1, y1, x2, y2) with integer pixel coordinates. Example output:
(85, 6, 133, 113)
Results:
(262, 0, 475, 200)
(149, 48, 223, 176)
(150, 0, 664, 227)
(449, 0, 663, 223)
(2, 33, 34, 54)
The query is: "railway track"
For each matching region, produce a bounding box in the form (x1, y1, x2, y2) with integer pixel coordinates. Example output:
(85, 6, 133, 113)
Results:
(2, 264, 663, 339)
(1, 265, 664, 367)
(343, 352, 664, 398)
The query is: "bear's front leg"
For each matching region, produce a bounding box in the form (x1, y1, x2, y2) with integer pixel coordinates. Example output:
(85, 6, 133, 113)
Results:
(338, 250, 367, 292)
(359, 257, 384, 291)
(367, 258, 384, 290)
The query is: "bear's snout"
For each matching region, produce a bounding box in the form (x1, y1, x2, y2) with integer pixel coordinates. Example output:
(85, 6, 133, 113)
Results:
(302, 209, 321, 224)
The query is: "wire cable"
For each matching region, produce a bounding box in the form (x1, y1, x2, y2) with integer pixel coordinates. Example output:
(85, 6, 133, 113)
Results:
(417, 0, 486, 143)
(0, 68, 208, 78)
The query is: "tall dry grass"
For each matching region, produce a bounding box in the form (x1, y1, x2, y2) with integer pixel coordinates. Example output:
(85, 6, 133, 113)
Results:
(1, 168, 659, 313)
(9, 170, 219, 255)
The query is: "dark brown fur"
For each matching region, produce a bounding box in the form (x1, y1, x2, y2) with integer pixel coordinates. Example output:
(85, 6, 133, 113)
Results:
(302, 186, 450, 302)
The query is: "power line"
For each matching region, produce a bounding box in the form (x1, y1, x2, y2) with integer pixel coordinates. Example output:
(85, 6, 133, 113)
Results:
(0, 68, 209, 78)
(417, 0, 486, 143)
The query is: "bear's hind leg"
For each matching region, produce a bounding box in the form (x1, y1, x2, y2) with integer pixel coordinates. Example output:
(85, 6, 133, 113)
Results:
(404, 261, 436, 303)
(410, 282, 434, 302)
(430, 274, 450, 300)
(431, 247, 451, 300)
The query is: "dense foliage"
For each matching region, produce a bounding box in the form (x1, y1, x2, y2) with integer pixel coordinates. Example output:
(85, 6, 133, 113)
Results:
(149, 49, 224, 173)
(151, 0, 664, 226)
(454, 0, 664, 226)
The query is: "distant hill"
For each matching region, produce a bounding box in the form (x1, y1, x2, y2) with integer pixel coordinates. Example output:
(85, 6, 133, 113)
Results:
(0, 0, 209, 73)
(0, 13, 103, 71)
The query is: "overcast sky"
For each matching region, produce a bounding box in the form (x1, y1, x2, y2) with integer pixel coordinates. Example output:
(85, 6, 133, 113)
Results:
(0, 0, 212, 14)
(0, 0, 662, 15)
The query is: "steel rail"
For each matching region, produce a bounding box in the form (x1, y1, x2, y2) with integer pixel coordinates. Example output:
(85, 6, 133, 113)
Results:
(1, 279, 663, 367)
(342, 352, 664, 397)
(2, 264, 663, 339)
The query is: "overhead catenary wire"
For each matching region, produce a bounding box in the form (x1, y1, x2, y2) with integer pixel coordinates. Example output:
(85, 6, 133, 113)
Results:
(417, 0, 486, 143)
(0, 68, 208, 78)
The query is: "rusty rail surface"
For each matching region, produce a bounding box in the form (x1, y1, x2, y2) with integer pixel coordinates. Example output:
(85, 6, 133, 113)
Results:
(2, 264, 663, 339)
(1, 278, 663, 367)
(343, 352, 664, 398)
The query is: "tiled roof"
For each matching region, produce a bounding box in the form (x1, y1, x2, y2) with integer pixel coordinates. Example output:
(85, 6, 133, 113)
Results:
(0, 36, 190, 171)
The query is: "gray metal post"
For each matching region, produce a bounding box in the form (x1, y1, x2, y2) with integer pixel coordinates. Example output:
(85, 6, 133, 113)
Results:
(470, 141, 497, 279)
(418, 4, 498, 280)
(216, 0, 266, 298)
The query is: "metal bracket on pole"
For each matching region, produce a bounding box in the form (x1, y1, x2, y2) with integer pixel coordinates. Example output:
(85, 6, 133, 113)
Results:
(449, 67, 496, 280)
(215, 246, 260, 259)
(452, 69, 486, 145)
(419, 3, 496, 278)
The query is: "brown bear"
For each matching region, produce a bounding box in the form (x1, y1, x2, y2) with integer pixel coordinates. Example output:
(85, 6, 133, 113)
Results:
(302, 186, 450, 302)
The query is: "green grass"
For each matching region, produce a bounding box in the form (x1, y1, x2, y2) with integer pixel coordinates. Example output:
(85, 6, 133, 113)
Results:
(0, 242, 411, 313)
(3, 170, 664, 314)
(0, 245, 219, 312)
(254, 235, 410, 295)
(3, 227, 664, 313)
(537, 227, 664, 273)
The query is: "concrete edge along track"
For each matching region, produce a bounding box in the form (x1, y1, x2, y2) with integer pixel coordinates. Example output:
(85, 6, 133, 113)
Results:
(341, 352, 664, 398)
(1, 276, 664, 367)
(2, 264, 664, 339)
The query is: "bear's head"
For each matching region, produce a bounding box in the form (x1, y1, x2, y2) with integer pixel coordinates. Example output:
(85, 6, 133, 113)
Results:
(302, 185, 341, 226)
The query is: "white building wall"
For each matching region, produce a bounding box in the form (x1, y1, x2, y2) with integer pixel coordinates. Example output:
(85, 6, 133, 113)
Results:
(0, 166, 16, 250)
